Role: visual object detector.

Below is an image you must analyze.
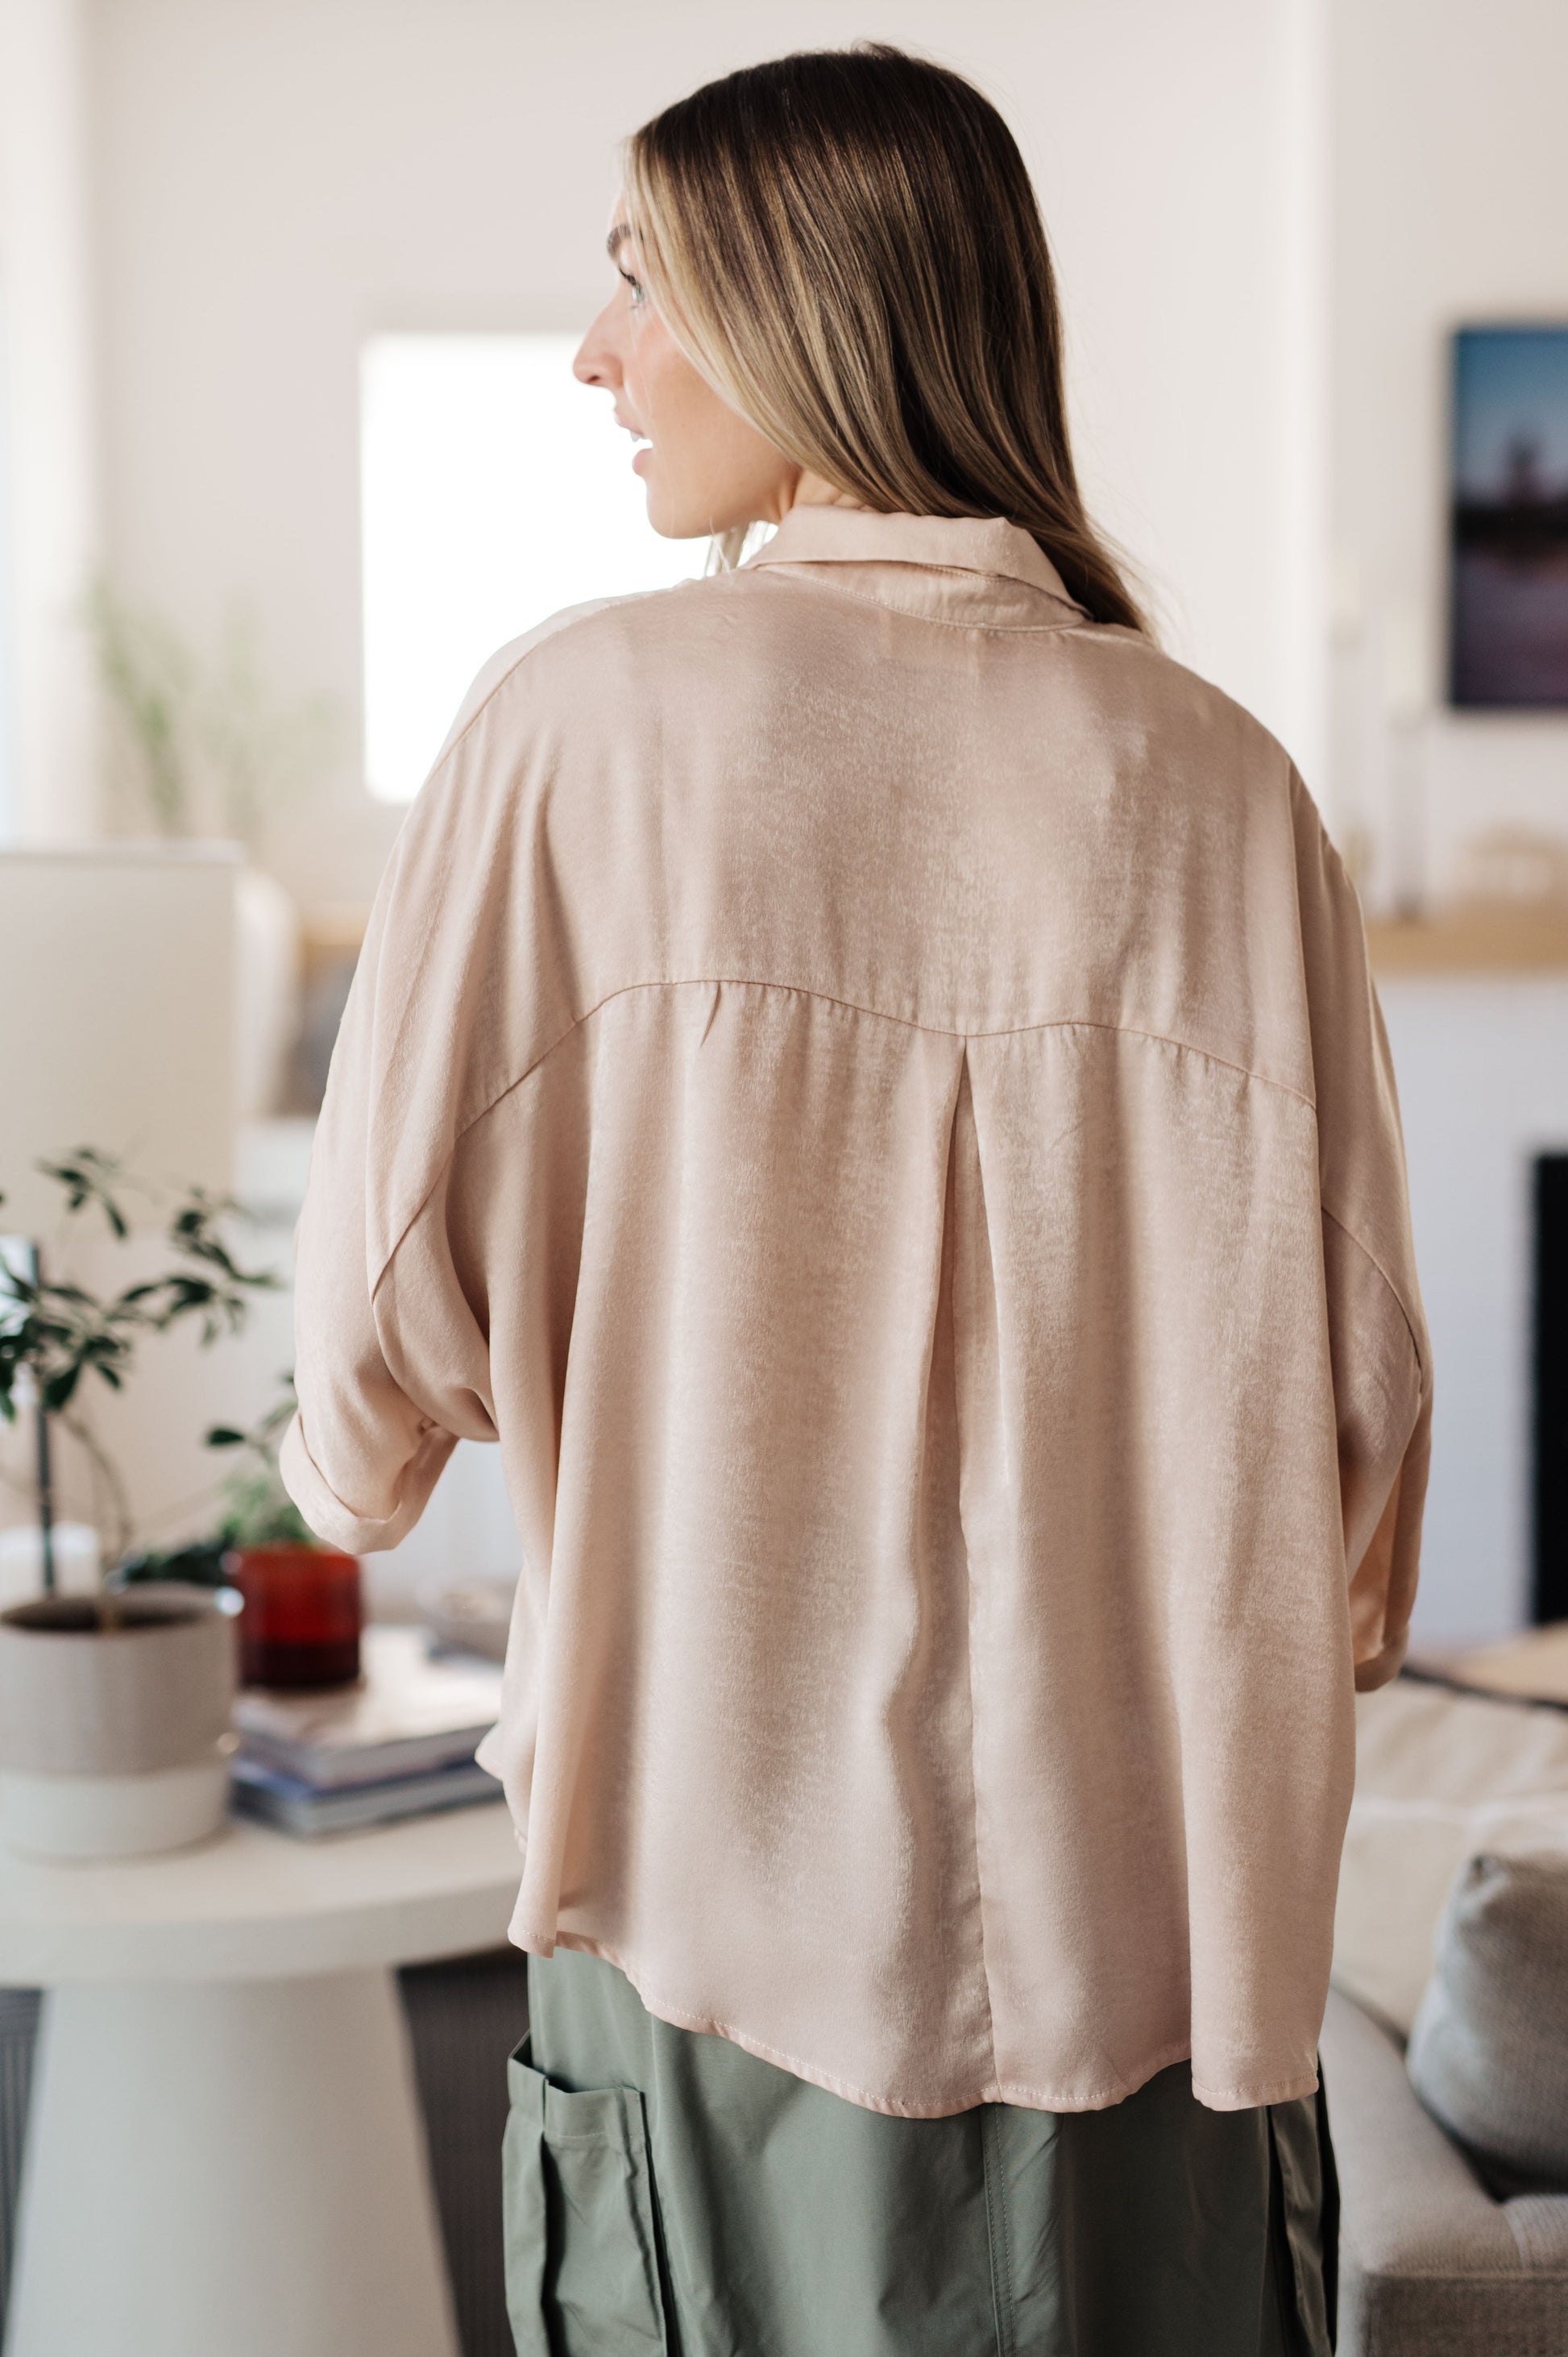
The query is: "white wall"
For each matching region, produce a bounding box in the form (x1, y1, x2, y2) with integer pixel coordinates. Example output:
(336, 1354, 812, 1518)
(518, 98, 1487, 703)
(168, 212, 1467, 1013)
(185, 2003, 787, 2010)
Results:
(83, 0, 1321, 903)
(1383, 981, 1568, 1645)
(1327, 0, 1568, 903)
(0, 0, 100, 840)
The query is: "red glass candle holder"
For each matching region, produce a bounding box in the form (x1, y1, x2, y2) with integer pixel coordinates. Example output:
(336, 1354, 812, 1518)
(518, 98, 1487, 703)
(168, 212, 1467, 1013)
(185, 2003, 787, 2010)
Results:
(225, 1546, 362, 1690)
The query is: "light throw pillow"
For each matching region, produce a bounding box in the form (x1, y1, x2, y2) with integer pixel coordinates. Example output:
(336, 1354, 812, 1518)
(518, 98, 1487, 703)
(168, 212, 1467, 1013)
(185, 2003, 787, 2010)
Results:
(1406, 1850, 1568, 2195)
(1336, 1680, 1568, 2033)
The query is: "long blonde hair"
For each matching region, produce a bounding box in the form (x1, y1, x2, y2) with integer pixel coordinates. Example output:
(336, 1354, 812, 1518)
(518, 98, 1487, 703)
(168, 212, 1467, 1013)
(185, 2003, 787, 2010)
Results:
(623, 44, 1145, 631)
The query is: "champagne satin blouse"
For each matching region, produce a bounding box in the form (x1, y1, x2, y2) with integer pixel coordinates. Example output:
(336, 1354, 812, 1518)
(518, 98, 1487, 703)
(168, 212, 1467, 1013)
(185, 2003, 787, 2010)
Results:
(282, 504, 1430, 2118)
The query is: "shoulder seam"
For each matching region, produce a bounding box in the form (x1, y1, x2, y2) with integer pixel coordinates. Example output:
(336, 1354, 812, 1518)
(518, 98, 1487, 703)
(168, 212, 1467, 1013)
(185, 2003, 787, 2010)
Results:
(429, 585, 689, 777)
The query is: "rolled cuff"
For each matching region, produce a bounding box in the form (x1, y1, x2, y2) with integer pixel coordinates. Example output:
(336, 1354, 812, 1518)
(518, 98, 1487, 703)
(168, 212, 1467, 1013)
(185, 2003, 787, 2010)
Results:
(279, 1410, 457, 1554)
(1353, 1628, 1410, 1693)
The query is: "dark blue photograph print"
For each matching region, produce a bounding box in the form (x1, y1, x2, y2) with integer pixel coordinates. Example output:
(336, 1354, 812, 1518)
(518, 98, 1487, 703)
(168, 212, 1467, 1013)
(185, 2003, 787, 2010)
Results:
(1450, 326, 1568, 708)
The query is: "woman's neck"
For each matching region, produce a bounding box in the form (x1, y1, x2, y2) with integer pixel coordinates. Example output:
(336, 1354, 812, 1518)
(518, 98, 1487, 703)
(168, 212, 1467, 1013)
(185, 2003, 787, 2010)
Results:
(779, 471, 868, 517)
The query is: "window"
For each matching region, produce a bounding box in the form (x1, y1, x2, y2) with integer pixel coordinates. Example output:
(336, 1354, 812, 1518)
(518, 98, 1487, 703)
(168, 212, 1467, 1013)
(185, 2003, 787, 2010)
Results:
(0, 289, 14, 840)
(360, 333, 698, 802)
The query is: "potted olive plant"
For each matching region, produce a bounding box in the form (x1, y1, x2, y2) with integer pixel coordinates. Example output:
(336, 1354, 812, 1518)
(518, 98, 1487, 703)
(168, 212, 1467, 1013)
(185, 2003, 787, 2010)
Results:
(0, 1151, 276, 1856)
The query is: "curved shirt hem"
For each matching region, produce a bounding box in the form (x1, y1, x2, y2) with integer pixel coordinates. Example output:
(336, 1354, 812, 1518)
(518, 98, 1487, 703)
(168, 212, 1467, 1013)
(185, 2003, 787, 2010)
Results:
(507, 1914, 1317, 2118)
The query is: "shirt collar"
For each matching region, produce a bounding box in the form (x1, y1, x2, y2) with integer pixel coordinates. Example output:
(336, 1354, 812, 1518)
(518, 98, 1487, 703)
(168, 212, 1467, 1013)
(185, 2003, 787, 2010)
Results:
(744, 505, 1082, 612)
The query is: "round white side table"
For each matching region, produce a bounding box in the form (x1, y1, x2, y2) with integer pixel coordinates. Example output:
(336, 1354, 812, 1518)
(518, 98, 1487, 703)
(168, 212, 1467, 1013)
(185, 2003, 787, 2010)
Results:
(0, 1799, 523, 2357)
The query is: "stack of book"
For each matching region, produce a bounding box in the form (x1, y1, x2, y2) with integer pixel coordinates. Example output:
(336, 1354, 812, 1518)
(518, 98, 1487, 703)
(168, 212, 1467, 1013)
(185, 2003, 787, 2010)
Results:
(230, 1625, 506, 1837)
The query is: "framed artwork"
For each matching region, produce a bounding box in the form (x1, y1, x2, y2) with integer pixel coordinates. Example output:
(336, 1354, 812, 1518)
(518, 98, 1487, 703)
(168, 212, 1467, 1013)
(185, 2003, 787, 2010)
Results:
(1450, 325, 1568, 708)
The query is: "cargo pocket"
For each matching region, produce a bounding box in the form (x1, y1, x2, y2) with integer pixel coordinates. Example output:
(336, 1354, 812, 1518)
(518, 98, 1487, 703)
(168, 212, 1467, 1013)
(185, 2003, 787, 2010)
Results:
(503, 2035, 669, 2357)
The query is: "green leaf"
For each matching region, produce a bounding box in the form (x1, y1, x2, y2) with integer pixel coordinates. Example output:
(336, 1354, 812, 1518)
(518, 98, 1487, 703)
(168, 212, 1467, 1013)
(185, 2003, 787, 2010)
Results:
(36, 1149, 134, 1239)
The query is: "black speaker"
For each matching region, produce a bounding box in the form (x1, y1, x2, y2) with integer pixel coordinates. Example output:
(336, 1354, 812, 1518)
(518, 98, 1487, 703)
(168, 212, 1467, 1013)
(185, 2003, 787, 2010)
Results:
(1533, 1154, 1568, 1625)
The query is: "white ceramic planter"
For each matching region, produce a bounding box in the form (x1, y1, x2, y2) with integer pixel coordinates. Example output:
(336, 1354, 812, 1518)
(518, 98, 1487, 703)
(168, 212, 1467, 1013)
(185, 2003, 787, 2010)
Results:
(0, 1584, 238, 1859)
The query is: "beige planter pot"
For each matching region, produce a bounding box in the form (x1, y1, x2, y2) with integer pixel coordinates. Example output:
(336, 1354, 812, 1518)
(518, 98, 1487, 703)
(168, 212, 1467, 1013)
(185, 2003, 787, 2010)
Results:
(0, 1585, 239, 1859)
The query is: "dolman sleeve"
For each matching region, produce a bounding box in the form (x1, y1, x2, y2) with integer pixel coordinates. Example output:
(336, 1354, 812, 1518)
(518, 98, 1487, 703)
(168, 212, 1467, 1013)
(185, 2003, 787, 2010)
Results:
(280, 604, 616, 1554)
(1292, 774, 1433, 1690)
(276, 794, 491, 1552)
(279, 636, 569, 1555)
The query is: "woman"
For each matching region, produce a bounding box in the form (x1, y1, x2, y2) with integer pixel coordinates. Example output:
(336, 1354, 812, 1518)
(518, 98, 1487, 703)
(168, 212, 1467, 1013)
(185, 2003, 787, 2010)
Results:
(284, 44, 1429, 2357)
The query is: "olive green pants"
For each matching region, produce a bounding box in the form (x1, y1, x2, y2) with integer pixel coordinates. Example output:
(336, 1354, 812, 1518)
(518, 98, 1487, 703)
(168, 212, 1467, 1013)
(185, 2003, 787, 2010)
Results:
(505, 1948, 1337, 2357)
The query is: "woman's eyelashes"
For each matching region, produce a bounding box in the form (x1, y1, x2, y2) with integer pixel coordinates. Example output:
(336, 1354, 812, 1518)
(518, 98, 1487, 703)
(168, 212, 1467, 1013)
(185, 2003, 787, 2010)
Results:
(618, 265, 647, 310)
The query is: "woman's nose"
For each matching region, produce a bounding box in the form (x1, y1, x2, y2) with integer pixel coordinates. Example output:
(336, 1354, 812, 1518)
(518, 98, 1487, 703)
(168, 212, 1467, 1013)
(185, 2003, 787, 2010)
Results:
(573, 301, 622, 390)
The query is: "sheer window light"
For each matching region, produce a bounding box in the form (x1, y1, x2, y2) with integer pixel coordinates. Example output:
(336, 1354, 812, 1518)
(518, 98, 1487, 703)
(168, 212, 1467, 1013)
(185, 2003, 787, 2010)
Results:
(360, 333, 698, 803)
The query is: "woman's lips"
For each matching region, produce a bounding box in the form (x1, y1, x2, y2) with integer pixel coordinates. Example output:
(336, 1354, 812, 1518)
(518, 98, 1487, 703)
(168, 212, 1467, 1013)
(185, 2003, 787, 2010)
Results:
(632, 445, 650, 475)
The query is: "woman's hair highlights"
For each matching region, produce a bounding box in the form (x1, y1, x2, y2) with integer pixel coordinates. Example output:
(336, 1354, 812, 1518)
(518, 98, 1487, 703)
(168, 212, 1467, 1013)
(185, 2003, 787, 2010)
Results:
(624, 44, 1146, 630)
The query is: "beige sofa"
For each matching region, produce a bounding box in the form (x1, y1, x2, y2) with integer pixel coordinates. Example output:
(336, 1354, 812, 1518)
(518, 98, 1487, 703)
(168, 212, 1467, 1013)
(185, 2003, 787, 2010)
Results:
(1329, 1678, 1568, 2355)
(1323, 1987, 1568, 2355)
